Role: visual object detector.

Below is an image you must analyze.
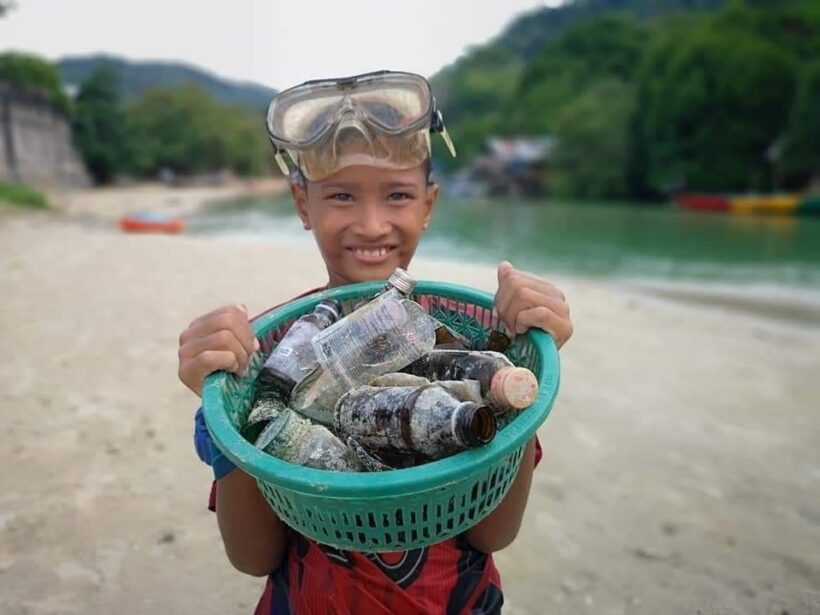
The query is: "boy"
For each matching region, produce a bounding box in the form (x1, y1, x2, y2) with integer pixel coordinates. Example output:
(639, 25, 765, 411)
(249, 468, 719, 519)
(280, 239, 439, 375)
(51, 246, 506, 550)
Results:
(178, 70, 573, 614)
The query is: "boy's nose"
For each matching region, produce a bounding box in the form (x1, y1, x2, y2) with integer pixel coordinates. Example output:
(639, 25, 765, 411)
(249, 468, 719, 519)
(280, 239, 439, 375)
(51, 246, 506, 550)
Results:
(354, 203, 391, 238)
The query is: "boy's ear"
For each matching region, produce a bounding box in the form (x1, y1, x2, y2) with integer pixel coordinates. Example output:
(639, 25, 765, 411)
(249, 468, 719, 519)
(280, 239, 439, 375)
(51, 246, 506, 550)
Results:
(291, 183, 311, 229)
(422, 182, 439, 229)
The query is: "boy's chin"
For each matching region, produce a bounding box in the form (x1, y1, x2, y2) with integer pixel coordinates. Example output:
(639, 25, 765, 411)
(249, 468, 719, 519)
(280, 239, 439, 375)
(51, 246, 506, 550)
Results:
(344, 258, 406, 282)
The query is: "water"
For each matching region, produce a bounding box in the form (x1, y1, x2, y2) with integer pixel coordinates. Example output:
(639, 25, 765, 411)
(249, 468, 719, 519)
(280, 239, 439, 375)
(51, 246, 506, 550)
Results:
(186, 194, 820, 292)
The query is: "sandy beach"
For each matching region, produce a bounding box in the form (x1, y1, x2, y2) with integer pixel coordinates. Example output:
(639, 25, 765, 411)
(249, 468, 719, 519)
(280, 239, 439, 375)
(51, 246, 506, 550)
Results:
(1, 185, 818, 615)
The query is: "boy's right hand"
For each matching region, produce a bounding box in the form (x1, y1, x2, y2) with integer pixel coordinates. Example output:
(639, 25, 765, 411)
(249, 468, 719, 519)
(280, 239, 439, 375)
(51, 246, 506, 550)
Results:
(178, 304, 260, 397)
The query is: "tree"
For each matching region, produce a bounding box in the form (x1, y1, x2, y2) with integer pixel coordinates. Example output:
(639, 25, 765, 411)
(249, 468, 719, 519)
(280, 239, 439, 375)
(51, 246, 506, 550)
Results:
(0, 52, 70, 113)
(551, 79, 635, 199)
(71, 65, 128, 184)
(781, 60, 820, 188)
(126, 84, 271, 177)
(637, 22, 798, 193)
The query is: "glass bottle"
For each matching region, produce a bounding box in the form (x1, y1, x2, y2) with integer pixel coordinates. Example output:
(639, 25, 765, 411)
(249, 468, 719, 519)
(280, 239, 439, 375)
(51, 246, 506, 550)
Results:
(334, 384, 497, 464)
(403, 350, 538, 413)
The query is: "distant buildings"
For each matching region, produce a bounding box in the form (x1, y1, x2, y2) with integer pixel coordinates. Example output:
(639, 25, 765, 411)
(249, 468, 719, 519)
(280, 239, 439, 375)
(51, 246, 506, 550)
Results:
(448, 136, 555, 198)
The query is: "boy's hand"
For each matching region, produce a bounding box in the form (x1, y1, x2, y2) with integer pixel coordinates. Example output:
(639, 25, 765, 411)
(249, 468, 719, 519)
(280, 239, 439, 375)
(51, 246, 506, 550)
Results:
(178, 304, 260, 397)
(494, 261, 573, 349)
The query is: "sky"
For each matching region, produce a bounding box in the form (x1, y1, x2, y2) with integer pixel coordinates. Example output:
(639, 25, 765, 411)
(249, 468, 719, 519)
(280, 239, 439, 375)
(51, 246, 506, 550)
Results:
(0, 0, 567, 90)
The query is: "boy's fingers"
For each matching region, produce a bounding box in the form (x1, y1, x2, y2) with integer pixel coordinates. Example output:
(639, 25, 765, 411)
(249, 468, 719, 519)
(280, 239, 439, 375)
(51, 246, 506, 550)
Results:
(496, 282, 568, 331)
(514, 306, 574, 348)
(179, 350, 241, 394)
(186, 303, 249, 334)
(497, 261, 514, 285)
(180, 331, 250, 375)
(183, 310, 257, 357)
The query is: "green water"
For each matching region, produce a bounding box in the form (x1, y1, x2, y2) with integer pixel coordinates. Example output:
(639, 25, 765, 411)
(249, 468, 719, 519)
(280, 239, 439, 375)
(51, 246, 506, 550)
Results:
(187, 195, 820, 291)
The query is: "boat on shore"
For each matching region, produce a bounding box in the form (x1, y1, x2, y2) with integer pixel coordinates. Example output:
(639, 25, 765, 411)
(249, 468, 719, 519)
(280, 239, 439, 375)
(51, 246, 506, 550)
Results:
(675, 193, 819, 216)
(119, 212, 185, 234)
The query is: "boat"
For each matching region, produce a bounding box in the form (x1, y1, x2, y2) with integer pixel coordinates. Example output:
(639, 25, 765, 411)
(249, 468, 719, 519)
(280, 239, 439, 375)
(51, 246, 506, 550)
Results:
(119, 212, 185, 234)
(675, 193, 731, 212)
(675, 193, 820, 216)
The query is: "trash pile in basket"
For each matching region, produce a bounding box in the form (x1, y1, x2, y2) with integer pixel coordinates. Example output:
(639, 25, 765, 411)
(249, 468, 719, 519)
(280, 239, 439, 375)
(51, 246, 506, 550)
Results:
(242, 268, 539, 472)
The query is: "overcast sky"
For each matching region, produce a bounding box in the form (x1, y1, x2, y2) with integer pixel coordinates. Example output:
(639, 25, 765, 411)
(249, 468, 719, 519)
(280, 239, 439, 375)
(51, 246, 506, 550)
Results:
(1, 0, 566, 90)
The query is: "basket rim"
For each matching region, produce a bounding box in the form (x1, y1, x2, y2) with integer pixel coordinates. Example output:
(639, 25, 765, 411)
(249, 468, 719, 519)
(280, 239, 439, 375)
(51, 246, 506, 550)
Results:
(203, 280, 561, 498)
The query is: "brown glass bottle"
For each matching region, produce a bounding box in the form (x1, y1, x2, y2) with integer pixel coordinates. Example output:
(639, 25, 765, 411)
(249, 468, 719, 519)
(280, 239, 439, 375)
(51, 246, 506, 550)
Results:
(402, 350, 538, 412)
(334, 384, 496, 464)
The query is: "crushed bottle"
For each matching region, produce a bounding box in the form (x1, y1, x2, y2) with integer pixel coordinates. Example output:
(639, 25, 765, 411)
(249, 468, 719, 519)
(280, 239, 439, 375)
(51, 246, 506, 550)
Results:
(254, 408, 362, 472)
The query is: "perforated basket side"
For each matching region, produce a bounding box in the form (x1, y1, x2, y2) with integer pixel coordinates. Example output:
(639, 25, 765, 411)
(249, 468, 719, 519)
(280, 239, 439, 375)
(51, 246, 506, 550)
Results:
(256, 446, 525, 551)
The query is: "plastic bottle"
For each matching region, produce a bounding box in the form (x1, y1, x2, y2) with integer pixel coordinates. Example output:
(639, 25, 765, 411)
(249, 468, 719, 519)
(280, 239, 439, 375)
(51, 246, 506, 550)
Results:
(334, 384, 497, 464)
(254, 408, 361, 472)
(433, 322, 473, 350)
(292, 297, 436, 424)
(255, 298, 342, 398)
(403, 350, 538, 413)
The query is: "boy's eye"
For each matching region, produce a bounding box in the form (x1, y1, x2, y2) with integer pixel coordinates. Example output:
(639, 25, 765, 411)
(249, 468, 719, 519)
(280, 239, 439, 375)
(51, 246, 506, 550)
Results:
(327, 192, 354, 203)
(387, 192, 413, 203)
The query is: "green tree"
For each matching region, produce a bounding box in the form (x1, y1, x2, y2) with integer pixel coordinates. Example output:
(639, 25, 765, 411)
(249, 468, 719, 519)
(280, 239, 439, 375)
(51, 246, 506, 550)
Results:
(126, 85, 270, 177)
(637, 22, 798, 193)
(0, 52, 70, 113)
(551, 79, 636, 199)
(781, 60, 820, 187)
(72, 65, 128, 184)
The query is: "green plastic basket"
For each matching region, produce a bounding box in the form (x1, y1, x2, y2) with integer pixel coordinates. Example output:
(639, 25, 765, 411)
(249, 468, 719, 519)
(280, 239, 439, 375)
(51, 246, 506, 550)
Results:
(202, 280, 560, 552)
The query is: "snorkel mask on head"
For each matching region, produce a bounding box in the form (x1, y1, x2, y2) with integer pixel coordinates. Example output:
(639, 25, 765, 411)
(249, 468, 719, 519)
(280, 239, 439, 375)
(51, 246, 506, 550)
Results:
(266, 70, 457, 181)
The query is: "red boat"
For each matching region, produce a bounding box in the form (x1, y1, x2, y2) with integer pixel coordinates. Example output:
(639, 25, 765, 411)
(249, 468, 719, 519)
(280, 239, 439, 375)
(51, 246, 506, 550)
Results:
(119, 213, 185, 234)
(675, 193, 731, 212)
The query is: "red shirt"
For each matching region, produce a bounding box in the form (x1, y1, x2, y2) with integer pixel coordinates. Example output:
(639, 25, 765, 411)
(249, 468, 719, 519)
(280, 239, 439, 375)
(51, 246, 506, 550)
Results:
(207, 289, 543, 614)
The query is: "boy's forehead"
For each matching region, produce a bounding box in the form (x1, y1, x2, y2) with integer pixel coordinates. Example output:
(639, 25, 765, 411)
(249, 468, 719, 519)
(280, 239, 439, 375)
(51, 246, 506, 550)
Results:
(314, 164, 425, 188)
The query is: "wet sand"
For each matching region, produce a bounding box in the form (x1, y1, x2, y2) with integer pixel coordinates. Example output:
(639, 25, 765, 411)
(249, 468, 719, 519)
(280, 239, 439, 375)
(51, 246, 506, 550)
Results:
(0, 185, 818, 614)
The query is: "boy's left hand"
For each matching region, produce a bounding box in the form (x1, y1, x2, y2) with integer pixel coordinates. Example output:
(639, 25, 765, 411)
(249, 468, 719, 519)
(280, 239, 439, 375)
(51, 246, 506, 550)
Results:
(494, 261, 573, 349)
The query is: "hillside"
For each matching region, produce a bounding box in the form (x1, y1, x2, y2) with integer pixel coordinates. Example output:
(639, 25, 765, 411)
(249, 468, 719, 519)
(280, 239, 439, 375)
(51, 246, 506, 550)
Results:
(58, 55, 275, 110)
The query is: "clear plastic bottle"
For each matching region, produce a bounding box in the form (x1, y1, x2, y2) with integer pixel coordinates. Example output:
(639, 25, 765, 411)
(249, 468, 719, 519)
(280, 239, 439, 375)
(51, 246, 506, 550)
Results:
(403, 350, 538, 413)
(257, 299, 342, 392)
(254, 408, 361, 472)
(334, 384, 497, 464)
(292, 297, 436, 424)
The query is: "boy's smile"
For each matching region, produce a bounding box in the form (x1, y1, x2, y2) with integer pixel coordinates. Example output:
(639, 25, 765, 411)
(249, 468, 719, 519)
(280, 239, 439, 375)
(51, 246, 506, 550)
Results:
(292, 163, 437, 287)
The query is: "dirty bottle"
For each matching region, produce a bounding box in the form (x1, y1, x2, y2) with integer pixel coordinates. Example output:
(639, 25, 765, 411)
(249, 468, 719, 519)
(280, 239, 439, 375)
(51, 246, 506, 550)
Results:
(254, 408, 361, 472)
(403, 350, 538, 413)
(334, 384, 497, 464)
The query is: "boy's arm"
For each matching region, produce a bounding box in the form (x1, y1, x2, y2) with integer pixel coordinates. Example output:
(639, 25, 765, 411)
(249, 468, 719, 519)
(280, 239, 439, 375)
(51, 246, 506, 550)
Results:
(465, 262, 572, 553)
(215, 471, 289, 576)
(181, 304, 287, 576)
(464, 438, 536, 553)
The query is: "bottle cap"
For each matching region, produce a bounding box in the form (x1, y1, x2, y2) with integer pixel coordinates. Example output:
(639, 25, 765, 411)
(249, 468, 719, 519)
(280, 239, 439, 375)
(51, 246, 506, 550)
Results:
(388, 267, 416, 295)
(314, 298, 342, 324)
(488, 367, 538, 411)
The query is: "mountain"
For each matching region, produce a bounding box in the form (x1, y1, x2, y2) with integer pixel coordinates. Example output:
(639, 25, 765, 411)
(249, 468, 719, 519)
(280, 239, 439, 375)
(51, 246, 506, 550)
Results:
(493, 0, 727, 61)
(57, 55, 276, 110)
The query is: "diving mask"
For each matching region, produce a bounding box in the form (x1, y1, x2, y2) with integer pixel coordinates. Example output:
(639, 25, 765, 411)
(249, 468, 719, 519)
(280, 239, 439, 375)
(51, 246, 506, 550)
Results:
(266, 70, 456, 181)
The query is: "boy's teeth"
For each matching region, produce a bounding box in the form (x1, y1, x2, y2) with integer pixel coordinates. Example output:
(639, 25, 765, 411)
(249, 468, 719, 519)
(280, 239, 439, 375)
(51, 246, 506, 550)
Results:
(356, 247, 388, 257)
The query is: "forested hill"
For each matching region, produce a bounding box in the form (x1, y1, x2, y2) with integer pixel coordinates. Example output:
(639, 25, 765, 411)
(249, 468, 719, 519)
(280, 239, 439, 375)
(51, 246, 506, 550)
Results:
(58, 55, 275, 110)
(427, 0, 820, 198)
(496, 0, 727, 60)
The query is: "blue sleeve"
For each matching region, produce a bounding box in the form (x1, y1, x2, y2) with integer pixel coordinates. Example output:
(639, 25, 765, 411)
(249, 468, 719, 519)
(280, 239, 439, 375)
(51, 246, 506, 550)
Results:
(193, 407, 237, 480)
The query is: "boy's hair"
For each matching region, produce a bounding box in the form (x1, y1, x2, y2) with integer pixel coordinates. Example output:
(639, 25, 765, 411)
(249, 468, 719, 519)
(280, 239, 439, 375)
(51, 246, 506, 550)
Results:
(292, 156, 434, 189)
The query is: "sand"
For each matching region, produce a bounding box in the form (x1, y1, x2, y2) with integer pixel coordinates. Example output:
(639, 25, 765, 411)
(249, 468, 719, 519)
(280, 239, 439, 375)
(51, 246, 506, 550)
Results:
(0, 185, 818, 615)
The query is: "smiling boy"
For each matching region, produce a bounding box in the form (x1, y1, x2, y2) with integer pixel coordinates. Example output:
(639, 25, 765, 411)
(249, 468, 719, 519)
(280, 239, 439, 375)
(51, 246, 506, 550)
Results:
(178, 70, 572, 614)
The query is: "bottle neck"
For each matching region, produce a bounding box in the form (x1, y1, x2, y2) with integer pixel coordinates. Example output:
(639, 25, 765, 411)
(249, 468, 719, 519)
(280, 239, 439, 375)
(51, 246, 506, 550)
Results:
(452, 402, 496, 448)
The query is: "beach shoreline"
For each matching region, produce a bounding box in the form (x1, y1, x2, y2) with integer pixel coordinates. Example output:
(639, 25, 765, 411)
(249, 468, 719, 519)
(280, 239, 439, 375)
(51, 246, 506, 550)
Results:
(1, 185, 818, 615)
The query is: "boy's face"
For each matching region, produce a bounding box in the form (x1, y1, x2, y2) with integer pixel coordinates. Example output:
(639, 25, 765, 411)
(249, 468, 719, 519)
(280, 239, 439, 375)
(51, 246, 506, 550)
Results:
(291, 163, 438, 287)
